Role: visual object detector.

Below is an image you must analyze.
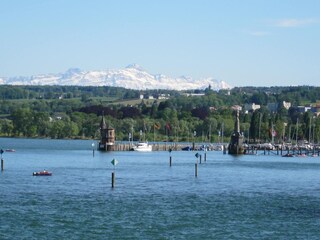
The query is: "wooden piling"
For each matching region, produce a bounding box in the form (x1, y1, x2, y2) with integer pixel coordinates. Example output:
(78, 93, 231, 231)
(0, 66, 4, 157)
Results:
(0, 149, 3, 171)
(111, 172, 115, 188)
(204, 152, 207, 162)
(195, 162, 198, 177)
(169, 156, 172, 167)
(313, 147, 315, 156)
(199, 154, 202, 164)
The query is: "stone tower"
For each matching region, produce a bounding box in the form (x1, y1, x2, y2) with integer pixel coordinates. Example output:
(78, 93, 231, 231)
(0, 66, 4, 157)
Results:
(98, 113, 115, 151)
(228, 110, 245, 154)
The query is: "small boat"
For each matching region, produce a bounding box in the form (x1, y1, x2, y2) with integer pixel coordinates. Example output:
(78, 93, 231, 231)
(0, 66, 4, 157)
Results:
(182, 146, 192, 151)
(296, 153, 307, 157)
(33, 170, 52, 176)
(282, 153, 294, 157)
(132, 142, 152, 152)
(5, 149, 15, 152)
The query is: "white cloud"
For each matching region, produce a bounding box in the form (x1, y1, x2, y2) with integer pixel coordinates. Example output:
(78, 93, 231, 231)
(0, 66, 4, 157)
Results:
(274, 18, 317, 28)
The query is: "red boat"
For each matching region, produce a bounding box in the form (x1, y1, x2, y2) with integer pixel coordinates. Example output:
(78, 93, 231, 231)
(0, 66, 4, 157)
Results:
(5, 149, 15, 152)
(33, 170, 52, 176)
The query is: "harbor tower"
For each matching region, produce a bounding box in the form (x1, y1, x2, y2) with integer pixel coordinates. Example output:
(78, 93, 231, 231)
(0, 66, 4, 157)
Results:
(98, 113, 115, 151)
(228, 110, 245, 154)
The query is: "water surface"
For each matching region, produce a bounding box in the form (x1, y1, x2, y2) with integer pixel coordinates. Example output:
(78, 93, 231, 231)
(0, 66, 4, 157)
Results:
(1, 138, 320, 239)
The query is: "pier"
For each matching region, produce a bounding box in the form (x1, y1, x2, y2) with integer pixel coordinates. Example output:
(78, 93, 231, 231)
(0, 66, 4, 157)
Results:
(110, 142, 211, 151)
(111, 142, 320, 157)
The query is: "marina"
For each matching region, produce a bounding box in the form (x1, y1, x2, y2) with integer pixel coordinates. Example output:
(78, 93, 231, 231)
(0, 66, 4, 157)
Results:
(1, 138, 320, 239)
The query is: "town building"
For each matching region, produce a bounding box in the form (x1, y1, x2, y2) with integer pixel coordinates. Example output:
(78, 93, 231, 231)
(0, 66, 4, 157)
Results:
(244, 103, 260, 112)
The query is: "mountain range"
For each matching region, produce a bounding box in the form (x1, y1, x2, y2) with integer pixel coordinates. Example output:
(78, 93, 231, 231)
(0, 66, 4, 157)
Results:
(0, 64, 232, 91)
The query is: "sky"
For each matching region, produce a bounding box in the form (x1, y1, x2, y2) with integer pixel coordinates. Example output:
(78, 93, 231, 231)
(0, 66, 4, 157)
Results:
(1, 0, 320, 87)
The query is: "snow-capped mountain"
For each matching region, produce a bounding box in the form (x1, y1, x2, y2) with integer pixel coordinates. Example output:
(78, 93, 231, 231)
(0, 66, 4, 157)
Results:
(0, 64, 232, 90)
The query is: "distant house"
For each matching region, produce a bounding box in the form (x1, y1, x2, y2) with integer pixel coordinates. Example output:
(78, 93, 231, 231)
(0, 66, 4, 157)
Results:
(283, 101, 291, 110)
(268, 101, 291, 112)
(231, 105, 242, 111)
(50, 113, 65, 121)
(311, 105, 320, 113)
(244, 103, 260, 112)
(158, 94, 170, 100)
(209, 106, 217, 112)
(182, 93, 205, 97)
(297, 105, 311, 113)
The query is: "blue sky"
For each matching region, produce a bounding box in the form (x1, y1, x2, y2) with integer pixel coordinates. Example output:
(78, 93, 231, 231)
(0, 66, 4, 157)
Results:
(1, 0, 319, 87)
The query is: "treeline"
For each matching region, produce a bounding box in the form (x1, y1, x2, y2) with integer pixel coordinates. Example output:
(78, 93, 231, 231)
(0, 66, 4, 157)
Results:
(1, 85, 320, 143)
(0, 85, 181, 101)
(0, 85, 140, 100)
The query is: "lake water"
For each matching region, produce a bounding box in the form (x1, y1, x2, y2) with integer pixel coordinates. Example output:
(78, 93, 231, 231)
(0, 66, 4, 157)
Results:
(1, 138, 320, 239)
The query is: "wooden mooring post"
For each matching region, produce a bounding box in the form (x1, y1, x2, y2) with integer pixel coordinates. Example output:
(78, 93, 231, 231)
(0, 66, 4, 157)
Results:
(223, 145, 227, 154)
(195, 153, 199, 177)
(1, 149, 3, 171)
(111, 172, 115, 188)
(110, 158, 118, 188)
(92, 143, 95, 157)
(195, 162, 198, 177)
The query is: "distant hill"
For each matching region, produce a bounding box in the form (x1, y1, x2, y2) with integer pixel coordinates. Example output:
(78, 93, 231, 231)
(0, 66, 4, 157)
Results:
(0, 64, 232, 91)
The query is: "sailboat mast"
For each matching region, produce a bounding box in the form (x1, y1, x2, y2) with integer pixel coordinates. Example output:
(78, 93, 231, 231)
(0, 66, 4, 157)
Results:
(271, 123, 274, 144)
(296, 119, 299, 145)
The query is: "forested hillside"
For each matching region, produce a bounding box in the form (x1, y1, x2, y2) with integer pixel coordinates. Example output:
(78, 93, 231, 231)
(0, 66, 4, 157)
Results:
(1, 85, 320, 144)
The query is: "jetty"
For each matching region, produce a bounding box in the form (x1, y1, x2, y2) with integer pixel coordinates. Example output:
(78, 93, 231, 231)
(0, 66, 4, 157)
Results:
(100, 142, 219, 152)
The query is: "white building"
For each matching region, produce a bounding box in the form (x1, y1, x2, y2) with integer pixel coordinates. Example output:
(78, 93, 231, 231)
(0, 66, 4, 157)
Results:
(283, 101, 291, 110)
(244, 103, 260, 112)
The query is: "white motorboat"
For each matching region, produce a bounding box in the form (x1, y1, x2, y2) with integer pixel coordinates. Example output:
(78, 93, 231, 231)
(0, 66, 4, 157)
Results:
(132, 142, 152, 152)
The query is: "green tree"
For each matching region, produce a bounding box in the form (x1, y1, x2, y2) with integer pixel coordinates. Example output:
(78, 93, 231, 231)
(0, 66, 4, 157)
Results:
(0, 119, 13, 136)
(49, 120, 65, 138)
(249, 111, 260, 142)
(11, 108, 36, 137)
